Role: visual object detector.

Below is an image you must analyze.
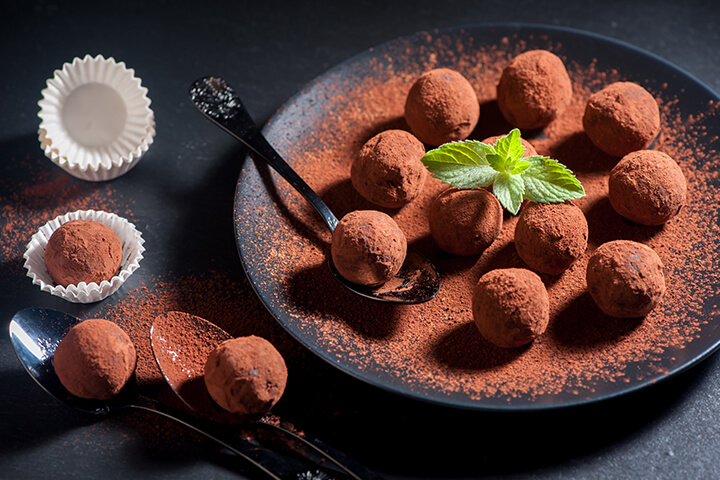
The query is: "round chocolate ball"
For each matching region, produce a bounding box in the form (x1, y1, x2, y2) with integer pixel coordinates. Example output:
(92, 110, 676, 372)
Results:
(514, 202, 588, 275)
(204, 336, 288, 415)
(351, 129, 427, 208)
(404, 68, 480, 147)
(45, 219, 123, 287)
(472, 268, 550, 348)
(481, 135, 538, 157)
(586, 240, 665, 318)
(496, 50, 573, 129)
(429, 187, 503, 256)
(54, 319, 137, 400)
(330, 210, 407, 286)
(609, 150, 687, 226)
(583, 82, 660, 157)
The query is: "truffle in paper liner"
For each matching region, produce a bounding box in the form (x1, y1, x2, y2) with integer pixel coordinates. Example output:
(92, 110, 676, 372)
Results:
(24, 210, 145, 303)
(38, 54, 155, 181)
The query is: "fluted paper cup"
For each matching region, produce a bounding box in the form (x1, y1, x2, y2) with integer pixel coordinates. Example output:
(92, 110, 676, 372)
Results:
(23, 210, 145, 303)
(38, 55, 155, 181)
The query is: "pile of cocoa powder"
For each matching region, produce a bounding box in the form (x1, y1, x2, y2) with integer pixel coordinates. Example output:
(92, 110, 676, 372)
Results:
(236, 31, 720, 405)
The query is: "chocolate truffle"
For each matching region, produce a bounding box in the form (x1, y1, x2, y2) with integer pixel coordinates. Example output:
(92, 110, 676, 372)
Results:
(54, 319, 137, 400)
(583, 82, 661, 157)
(331, 210, 407, 286)
(496, 50, 573, 129)
(482, 135, 538, 157)
(429, 187, 503, 256)
(514, 201, 588, 275)
(404, 68, 480, 147)
(472, 268, 550, 348)
(586, 240, 665, 318)
(609, 150, 687, 226)
(44, 219, 123, 287)
(204, 336, 288, 415)
(351, 129, 427, 208)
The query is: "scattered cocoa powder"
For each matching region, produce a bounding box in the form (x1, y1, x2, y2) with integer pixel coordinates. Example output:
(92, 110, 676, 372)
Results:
(235, 30, 720, 404)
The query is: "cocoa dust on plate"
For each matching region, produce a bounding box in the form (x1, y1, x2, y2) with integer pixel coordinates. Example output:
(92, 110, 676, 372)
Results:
(234, 28, 720, 406)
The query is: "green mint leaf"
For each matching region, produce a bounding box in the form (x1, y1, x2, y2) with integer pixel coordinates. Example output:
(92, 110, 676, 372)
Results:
(421, 141, 498, 189)
(522, 155, 586, 203)
(492, 173, 525, 215)
(493, 128, 525, 163)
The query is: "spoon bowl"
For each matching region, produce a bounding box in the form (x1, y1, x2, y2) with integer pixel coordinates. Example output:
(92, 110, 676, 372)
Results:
(189, 76, 440, 304)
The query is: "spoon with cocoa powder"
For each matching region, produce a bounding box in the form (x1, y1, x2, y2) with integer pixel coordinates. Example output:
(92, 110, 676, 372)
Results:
(190, 76, 439, 304)
(150, 311, 369, 480)
(8, 307, 355, 480)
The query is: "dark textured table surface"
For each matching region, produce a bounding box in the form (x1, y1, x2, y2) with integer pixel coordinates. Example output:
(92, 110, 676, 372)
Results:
(2, 1, 719, 479)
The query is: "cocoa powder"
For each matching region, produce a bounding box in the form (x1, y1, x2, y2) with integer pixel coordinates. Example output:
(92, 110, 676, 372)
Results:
(237, 31, 720, 404)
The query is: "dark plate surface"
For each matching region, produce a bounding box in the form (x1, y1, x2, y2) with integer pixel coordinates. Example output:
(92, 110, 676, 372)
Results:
(234, 24, 720, 410)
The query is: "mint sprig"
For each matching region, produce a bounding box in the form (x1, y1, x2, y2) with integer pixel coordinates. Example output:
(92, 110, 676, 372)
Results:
(421, 129, 585, 214)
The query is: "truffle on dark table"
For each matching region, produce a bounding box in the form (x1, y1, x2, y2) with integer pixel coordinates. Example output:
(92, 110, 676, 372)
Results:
(429, 187, 503, 256)
(54, 319, 137, 400)
(609, 149, 687, 225)
(583, 81, 660, 157)
(472, 268, 550, 348)
(204, 336, 288, 415)
(330, 210, 407, 286)
(351, 129, 427, 208)
(586, 240, 665, 318)
(404, 68, 480, 147)
(44, 219, 123, 287)
(496, 50, 573, 130)
(514, 201, 588, 275)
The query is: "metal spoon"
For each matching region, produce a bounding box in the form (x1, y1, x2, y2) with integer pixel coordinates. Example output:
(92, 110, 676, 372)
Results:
(189, 76, 439, 304)
(150, 311, 370, 480)
(7, 307, 346, 480)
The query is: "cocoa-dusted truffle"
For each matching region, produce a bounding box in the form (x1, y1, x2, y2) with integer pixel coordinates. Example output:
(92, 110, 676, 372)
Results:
(44, 219, 123, 287)
(351, 129, 427, 208)
(496, 50, 573, 129)
(404, 68, 480, 147)
(429, 187, 503, 256)
(472, 268, 550, 348)
(204, 336, 288, 415)
(609, 150, 687, 226)
(586, 240, 665, 318)
(514, 201, 588, 275)
(330, 210, 407, 286)
(583, 82, 660, 157)
(54, 319, 137, 400)
(482, 135, 538, 157)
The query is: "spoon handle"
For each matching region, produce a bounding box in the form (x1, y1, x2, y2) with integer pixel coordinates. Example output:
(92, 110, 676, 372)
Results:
(190, 77, 338, 231)
(131, 396, 360, 479)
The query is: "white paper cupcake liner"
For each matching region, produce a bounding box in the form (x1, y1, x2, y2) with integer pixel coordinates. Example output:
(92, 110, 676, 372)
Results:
(23, 210, 145, 303)
(38, 54, 155, 181)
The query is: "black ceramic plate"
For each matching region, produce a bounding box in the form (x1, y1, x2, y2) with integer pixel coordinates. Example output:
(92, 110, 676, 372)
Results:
(234, 24, 720, 410)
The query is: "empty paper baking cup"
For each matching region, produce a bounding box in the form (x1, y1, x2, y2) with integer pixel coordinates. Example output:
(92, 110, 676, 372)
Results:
(23, 210, 145, 303)
(38, 54, 155, 181)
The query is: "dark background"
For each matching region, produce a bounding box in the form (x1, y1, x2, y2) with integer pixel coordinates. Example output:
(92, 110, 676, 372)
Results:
(2, 1, 719, 479)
